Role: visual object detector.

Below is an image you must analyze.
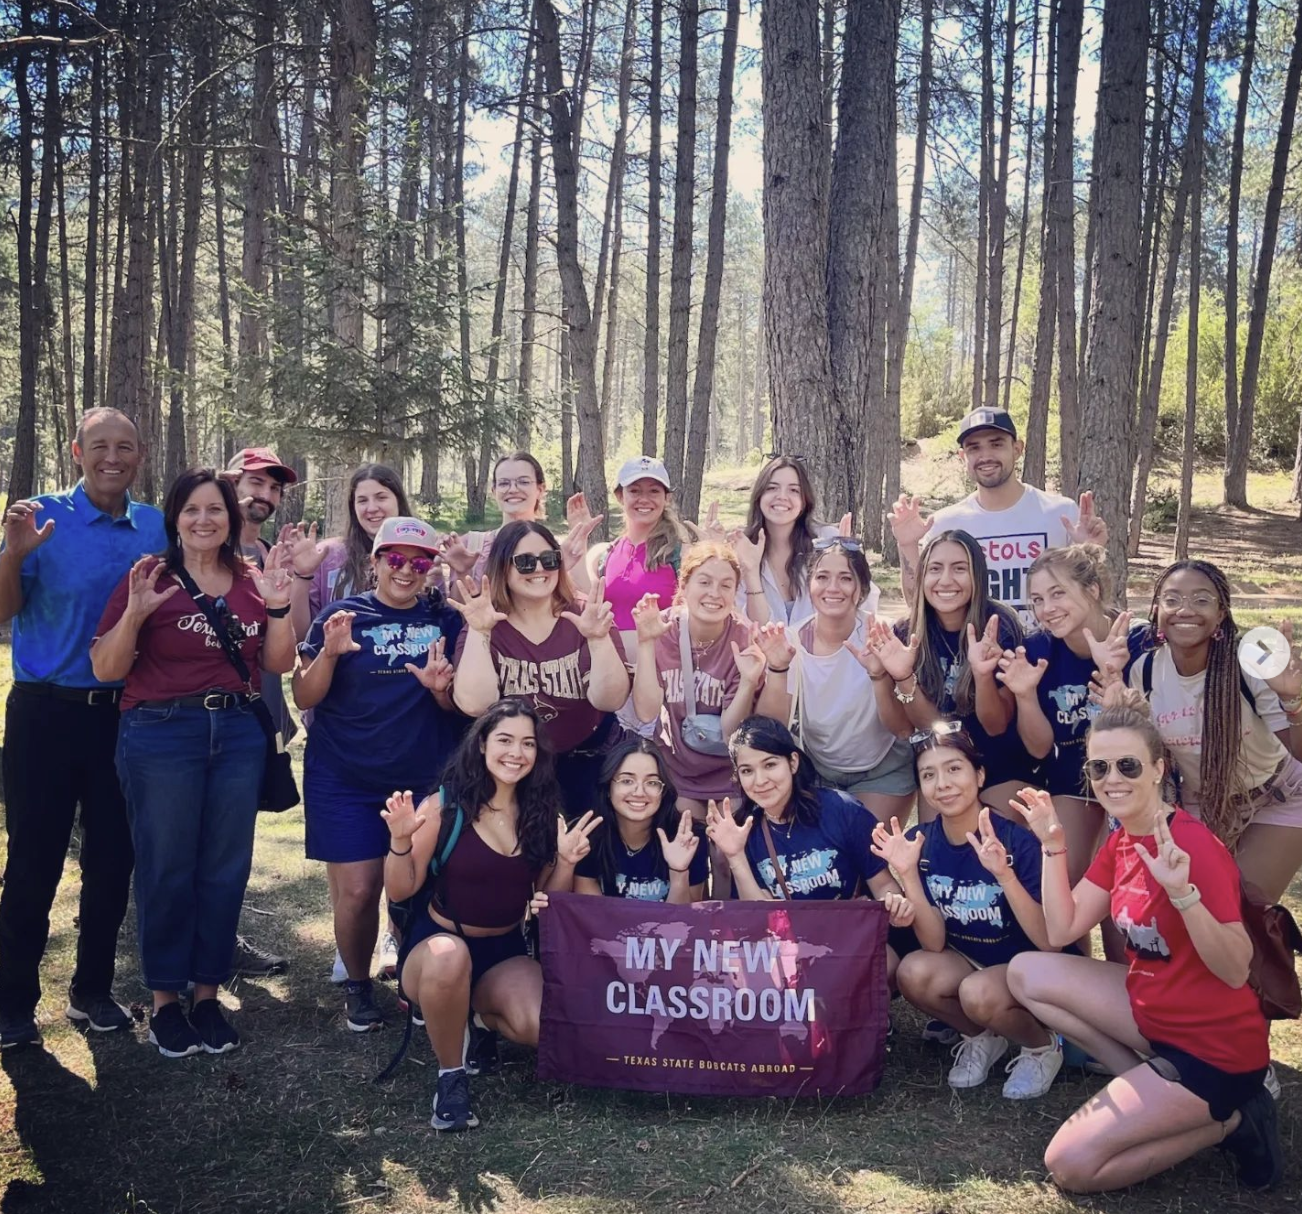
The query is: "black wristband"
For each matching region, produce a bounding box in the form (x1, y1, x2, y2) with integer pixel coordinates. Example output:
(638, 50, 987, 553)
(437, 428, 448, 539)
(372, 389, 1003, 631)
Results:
(294, 573, 314, 582)
(766, 663, 790, 674)
(265, 604, 290, 618)
(388, 843, 413, 856)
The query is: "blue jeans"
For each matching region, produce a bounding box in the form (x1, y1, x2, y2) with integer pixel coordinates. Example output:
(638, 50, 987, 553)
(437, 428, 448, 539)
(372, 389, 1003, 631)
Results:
(116, 704, 264, 990)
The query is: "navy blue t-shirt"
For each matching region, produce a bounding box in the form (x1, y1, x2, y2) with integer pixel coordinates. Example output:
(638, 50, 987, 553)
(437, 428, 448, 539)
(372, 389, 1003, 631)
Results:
(895, 609, 1033, 785)
(743, 788, 887, 900)
(909, 814, 1044, 968)
(575, 824, 710, 900)
(1023, 623, 1147, 796)
(300, 592, 465, 792)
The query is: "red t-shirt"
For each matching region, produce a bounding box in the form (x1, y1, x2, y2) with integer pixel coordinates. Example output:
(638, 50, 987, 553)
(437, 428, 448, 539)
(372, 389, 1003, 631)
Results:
(95, 559, 268, 710)
(454, 607, 623, 754)
(1084, 808, 1268, 1073)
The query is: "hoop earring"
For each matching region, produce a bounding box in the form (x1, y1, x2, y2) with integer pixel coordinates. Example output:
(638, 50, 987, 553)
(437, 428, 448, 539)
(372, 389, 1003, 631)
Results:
(1156, 630, 1166, 644)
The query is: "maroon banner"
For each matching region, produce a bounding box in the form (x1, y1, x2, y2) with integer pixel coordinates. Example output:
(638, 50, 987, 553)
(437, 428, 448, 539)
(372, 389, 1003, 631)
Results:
(537, 893, 889, 1097)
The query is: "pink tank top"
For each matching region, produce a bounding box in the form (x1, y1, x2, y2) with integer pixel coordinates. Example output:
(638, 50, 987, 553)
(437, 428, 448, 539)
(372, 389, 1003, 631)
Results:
(602, 537, 679, 630)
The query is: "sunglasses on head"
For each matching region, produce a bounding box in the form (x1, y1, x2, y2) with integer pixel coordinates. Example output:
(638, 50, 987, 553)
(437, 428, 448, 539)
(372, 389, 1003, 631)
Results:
(381, 551, 435, 575)
(1084, 756, 1147, 781)
(909, 720, 967, 749)
(512, 550, 562, 574)
(813, 536, 863, 553)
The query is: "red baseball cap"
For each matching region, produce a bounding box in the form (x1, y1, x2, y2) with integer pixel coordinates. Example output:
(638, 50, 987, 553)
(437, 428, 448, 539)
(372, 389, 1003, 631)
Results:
(227, 447, 298, 484)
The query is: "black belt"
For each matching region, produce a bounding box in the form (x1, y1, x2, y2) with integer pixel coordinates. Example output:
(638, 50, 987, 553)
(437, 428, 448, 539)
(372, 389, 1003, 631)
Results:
(135, 691, 253, 711)
(14, 682, 122, 707)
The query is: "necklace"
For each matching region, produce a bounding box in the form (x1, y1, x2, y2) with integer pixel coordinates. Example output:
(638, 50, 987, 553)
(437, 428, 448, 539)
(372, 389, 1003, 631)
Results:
(762, 812, 793, 838)
(622, 836, 649, 857)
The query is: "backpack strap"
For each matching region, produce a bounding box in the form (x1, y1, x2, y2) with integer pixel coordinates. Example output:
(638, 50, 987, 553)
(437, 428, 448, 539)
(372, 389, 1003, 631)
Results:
(429, 795, 464, 878)
(1139, 650, 1153, 698)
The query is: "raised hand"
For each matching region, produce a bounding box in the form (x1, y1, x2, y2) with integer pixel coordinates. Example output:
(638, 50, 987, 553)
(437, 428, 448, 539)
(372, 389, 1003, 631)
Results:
(881, 891, 915, 928)
(560, 512, 604, 571)
(322, 610, 362, 658)
(1009, 787, 1063, 848)
(867, 617, 919, 682)
(630, 591, 670, 644)
(565, 491, 593, 530)
(381, 789, 429, 845)
(279, 520, 326, 577)
(731, 639, 766, 686)
(837, 511, 854, 537)
(705, 797, 752, 859)
(448, 575, 507, 634)
(996, 647, 1048, 697)
(1084, 609, 1132, 680)
(727, 527, 766, 577)
(1134, 812, 1192, 897)
(965, 807, 1011, 877)
(557, 810, 604, 867)
(251, 542, 292, 608)
(561, 578, 616, 640)
(753, 620, 796, 670)
(442, 533, 478, 578)
(658, 810, 700, 874)
(1265, 618, 1302, 704)
(2, 499, 55, 557)
(870, 816, 923, 874)
(700, 500, 726, 543)
(405, 634, 454, 692)
(125, 557, 180, 621)
(1063, 490, 1108, 546)
(887, 494, 933, 548)
(966, 615, 1004, 679)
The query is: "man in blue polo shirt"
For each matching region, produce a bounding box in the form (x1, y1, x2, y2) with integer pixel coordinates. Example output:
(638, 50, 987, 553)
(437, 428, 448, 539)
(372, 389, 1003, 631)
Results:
(0, 407, 166, 1049)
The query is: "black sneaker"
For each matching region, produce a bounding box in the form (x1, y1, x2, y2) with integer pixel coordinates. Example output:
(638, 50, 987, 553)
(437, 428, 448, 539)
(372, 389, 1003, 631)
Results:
(431, 1068, 479, 1131)
(231, 935, 288, 977)
(0, 1012, 42, 1051)
(344, 979, 385, 1033)
(148, 1003, 202, 1058)
(465, 1018, 499, 1076)
(189, 998, 241, 1054)
(1223, 1086, 1283, 1190)
(65, 991, 131, 1033)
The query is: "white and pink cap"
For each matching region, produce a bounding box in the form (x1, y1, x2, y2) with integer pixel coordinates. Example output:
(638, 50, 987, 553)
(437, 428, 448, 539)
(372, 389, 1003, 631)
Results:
(371, 516, 441, 556)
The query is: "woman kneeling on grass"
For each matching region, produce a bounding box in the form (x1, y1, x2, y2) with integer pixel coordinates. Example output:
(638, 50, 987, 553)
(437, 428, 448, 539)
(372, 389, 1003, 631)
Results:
(704, 716, 916, 984)
(381, 700, 598, 1132)
(1007, 693, 1280, 1193)
(871, 722, 1064, 1100)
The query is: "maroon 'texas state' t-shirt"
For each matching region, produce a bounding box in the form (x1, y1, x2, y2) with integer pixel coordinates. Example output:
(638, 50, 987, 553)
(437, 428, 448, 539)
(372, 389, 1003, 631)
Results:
(1085, 808, 1268, 1074)
(454, 606, 624, 754)
(94, 558, 268, 710)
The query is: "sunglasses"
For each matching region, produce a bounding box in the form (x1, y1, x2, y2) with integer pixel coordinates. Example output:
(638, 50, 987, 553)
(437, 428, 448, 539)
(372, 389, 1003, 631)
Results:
(381, 551, 435, 575)
(1084, 756, 1146, 782)
(909, 720, 967, 749)
(512, 550, 562, 574)
(813, 536, 863, 553)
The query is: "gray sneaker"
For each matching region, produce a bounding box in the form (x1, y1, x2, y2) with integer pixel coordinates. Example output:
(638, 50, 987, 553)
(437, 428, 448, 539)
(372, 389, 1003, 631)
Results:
(344, 979, 384, 1032)
(231, 935, 287, 977)
(66, 991, 132, 1033)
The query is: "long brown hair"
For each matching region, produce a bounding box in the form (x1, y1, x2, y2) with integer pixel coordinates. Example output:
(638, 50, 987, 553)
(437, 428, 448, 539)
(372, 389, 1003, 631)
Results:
(486, 520, 578, 616)
(1149, 560, 1247, 846)
(342, 464, 411, 598)
(161, 469, 247, 579)
(744, 456, 824, 596)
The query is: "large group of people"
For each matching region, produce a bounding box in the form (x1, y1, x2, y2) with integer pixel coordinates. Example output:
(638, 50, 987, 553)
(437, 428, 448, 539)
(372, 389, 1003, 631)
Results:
(0, 405, 1295, 1192)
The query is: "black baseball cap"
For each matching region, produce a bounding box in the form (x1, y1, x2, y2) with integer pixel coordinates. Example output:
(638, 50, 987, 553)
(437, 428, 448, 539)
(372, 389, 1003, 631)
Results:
(956, 409, 1018, 446)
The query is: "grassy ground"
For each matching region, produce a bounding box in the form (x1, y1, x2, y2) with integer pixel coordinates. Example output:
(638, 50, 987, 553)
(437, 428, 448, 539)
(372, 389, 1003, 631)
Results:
(3, 455, 1302, 1213)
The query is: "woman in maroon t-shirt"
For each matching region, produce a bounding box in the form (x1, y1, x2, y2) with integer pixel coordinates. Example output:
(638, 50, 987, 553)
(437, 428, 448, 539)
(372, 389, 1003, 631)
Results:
(92, 468, 295, 1060)
(1006, 694, 1279, 1193)
(451, 521, 629, 815)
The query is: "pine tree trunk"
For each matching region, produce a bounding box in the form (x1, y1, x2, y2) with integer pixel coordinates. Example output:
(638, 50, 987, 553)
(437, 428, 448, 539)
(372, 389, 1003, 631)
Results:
(518, 78, 543, 449)
(971, 0, 993, 413)
(1002, 0, 1036, 415)
(681, 0, 740, 521)
(10, 4, 38, 502)
(982, 0, 1017, 413)
(82, 7, 105, 418)
(1052, 0, 1083, 496)
(1226, 0, 1258, 466)
(642, 0, 663, 456)
(1079, 0, 1149, 596)
(663, 0, 699, 486)
(239, 0, 276, 374)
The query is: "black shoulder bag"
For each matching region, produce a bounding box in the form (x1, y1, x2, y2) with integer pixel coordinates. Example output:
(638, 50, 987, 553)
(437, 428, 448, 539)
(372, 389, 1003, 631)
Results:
(174, 567, 301, 813)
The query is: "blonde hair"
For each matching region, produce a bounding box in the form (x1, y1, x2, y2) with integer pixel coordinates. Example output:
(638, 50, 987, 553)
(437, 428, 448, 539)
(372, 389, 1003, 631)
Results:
(672, 542, 742, 607)
(1027, 543, 1113, 609)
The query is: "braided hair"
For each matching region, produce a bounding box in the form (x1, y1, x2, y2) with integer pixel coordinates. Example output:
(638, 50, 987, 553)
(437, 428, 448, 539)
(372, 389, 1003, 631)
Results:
(1149, 560, 1248, 847)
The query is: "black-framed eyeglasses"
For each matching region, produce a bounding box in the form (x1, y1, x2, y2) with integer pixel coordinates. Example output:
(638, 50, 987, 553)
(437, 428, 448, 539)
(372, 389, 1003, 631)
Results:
(909, 720, 967, 750)
(1084, 756, 1146, 781)
(813, 536, 863, 553)
(512, 550, 562, 574)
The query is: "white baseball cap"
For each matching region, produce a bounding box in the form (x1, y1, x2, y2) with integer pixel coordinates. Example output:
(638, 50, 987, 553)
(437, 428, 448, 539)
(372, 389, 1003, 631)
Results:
(616, 455, 672, 490)
(371, 516, 441, 555)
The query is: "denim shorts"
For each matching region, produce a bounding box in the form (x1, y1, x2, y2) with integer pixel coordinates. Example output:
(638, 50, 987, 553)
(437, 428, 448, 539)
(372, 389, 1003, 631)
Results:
(813, 738, 917, 798)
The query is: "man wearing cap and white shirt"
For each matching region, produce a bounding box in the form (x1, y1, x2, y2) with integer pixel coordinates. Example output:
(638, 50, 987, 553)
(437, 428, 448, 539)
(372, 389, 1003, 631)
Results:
(889, 409, 1108, 622)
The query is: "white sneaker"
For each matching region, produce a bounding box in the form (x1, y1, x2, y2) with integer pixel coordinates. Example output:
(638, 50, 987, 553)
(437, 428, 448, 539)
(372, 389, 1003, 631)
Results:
(1264, 1062, 1281, 1101)
(379, 932, 399, 981)
(330, 950, 348, 985)
(1002, 1039, 1064, 1099)
(947, 1030, 1008, 1089)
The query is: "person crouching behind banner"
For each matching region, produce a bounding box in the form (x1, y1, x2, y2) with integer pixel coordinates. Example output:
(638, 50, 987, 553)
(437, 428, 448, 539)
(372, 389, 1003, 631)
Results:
(1006, 693, 1280, 1192)
(705, 716, 915, 984)
(381, 699, 601, 1132)
(571, 737, 709, 901)
(871, 722, 1065, 1099)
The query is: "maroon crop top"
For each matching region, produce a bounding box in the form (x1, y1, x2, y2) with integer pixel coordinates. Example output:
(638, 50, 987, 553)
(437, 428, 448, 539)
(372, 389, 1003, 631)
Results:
(433, 822, 537, 930)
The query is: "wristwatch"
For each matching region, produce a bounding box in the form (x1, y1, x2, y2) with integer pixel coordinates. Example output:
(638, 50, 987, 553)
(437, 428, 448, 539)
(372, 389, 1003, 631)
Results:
(1169, 883, 1201, 912)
